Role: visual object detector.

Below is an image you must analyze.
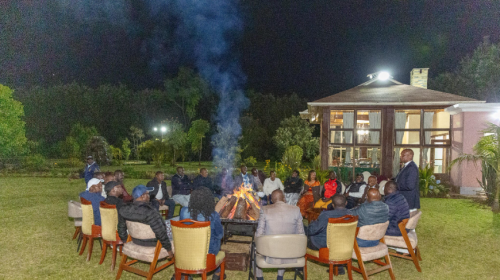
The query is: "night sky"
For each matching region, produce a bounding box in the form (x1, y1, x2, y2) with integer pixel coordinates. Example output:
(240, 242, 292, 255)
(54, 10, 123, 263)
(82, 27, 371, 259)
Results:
(1, 0, 500, 101)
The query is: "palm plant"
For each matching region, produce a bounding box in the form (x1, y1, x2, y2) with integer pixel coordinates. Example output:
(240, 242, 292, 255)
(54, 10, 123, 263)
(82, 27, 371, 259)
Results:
(450, 123, 500, 212)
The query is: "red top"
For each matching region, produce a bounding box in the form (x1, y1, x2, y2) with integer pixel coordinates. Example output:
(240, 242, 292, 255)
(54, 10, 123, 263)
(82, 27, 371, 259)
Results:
(119, 184, 133, 203)
(324, 179, 339, 199)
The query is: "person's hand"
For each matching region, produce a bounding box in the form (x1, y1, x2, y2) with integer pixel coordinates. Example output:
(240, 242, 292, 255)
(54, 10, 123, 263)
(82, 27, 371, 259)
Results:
(322, 197, 329, 202)
(167, 250, 174, 259)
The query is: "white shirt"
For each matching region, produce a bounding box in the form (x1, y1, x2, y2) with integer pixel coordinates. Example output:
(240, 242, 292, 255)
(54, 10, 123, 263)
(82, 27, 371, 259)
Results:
(263, 178, 284, 196)
(347, 184, 367, 198)
(156, 184, 164, 200)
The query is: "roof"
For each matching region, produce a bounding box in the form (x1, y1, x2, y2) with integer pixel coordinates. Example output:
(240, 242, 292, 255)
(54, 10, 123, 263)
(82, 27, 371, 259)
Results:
(308, 79, 483, 106)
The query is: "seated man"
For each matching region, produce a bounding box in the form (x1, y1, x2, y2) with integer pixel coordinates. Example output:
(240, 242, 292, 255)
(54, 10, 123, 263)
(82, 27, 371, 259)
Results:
(171, 167, 193, 207)
(283, 170, 303, 206)
(251, 168, 265, 192)
(308, 194, 351, 275)
(314, 171, 342, 209)
(233, 165, 258, 191)
(215, 168, 233, 197)
(114, 170, 133, 203)
(117, 185, 174, 258)
(192, 168, 220, 197)
(79, 178, 105, 226)
(104, 181, 125, 211)
(146, 171, 176, 219)
(384, 181, 410, 236)
(360, 175, 380, 203)
(351, 188, 389, 247)
(255, 190, 305, 280)
(345, 173, 367, 209)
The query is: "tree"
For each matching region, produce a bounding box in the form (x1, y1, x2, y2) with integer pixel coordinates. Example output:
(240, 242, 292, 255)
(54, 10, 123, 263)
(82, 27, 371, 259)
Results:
(188, 119, 210, 165)
(68, 123, 98, 158)
(273, 115, 319, 161)
(450, 123, 500, 212)
(430, 41, 500, 102)
(165, 121, 187, 166)
(164, 68, 209, 128)
(121, 139, 131, 160)
(129, 125, 144, 159)
(282, 145, 303, 170)
(85, 136, 112, 166)
(0, 84, 27, 157)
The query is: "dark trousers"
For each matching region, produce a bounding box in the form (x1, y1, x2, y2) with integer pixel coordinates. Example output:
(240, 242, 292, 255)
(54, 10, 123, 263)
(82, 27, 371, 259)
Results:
(151, 199, 176, 219)
(346, 196, 360, 209)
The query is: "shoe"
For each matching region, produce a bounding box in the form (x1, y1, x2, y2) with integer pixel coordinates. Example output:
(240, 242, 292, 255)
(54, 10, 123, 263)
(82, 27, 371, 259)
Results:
(338, 266, 345, 275)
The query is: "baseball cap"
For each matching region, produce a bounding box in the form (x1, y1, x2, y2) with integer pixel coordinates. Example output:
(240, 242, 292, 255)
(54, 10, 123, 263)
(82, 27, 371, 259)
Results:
(86, 178, 104, 191)
(132, 184, 154, 199)
(86, 156, 93, 159)
(104, 181, 121, 194)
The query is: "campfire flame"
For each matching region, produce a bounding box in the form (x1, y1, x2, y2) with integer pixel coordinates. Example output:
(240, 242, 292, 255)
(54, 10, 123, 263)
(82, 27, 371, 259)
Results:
(225, 184, 260, 220)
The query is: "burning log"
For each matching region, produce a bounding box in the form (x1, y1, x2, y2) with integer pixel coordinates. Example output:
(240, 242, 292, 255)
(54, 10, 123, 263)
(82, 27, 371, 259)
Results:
(220, 196, 238, 218)
(233, 198, 247, 220)
(246, 198, 260, 220)
(215, 196, 229, 213)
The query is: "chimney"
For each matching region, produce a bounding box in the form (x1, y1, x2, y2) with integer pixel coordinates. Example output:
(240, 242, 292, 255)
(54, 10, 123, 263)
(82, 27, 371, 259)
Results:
(410, 68, 429, 89)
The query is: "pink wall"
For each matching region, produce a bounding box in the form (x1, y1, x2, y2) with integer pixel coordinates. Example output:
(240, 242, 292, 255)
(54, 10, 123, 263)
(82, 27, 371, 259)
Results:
(451, 111, 499, 193)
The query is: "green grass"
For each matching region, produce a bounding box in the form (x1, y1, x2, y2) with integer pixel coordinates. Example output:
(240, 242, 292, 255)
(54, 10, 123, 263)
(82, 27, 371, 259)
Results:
(0, 177, 499, 279)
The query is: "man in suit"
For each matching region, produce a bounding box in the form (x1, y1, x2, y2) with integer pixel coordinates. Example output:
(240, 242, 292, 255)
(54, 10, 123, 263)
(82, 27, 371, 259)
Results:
(233, 165, 258, 191)
(146, 171, 176, 219)
(255, 190, 305, 280)
(394, 149, 420, 211)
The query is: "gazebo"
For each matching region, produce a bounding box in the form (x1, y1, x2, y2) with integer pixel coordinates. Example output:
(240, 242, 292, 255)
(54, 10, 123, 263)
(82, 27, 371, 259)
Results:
(301, 68, 493, 194)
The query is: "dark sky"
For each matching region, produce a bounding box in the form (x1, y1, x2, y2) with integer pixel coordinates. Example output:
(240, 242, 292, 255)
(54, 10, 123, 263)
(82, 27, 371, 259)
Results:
(1, 0, 500, 101)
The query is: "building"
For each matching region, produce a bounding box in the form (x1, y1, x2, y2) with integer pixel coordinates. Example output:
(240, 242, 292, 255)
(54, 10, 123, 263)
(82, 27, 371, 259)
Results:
(301, 69, 496, 194)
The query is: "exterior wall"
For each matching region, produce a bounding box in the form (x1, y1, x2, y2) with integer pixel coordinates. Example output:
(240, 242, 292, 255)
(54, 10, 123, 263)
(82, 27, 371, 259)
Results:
(451, 111, 498, 194)
(410, 68, 429, 89)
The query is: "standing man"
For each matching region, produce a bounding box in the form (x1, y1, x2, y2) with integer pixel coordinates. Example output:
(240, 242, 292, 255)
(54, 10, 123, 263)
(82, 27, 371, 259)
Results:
(146, 171, 176, 219)
(233, 165, 258, 191)
(171, 167, 193, 207)
(82, 156, 100, 185)
(394, 149, 420, 211)
(254, 190, 305, 280)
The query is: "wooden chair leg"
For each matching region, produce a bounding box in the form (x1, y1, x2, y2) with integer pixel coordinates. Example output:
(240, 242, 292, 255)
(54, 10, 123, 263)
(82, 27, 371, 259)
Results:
(347, 261, 353, 280)
(99, 242, 107, 264)
(111, 244, 118, 271)
(147, 243, 161, 280)
(201, 272, 207, 280)
(334, 265, 339, 276)
(115, 253, 128, 280)
(407, 246, 421, 272)
(329, 264, 333, 280)
(184, 275, 188, 280)
(357, 260, 369, 280)
(87, 237, 94, 262)
(304, 256, 308, 280)
(79, 236, 88, 255)
(417, 247, 422, 261)
(220, 260, 225, 280)
(73, 227, 81, 239)
(385, 255, 396, 280)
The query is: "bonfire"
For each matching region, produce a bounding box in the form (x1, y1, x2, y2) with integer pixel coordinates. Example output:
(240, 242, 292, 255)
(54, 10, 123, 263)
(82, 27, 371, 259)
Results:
(216, 184, 261, 220)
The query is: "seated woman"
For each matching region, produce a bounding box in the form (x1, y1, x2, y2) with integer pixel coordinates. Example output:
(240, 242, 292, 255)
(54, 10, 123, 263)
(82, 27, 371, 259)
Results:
(297, 170, 321, 217)
(179, 187, 224, 280)
(314, 171, 342, 209)
(263, 171, 284, 203)
(283, 170, 303, 205)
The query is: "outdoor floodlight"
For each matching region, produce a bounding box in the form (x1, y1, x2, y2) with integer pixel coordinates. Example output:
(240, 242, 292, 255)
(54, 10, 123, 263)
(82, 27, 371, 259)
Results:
(153, 127, 158, 131)
(378, 71, 390, 81)
(161, 126, 167, 132)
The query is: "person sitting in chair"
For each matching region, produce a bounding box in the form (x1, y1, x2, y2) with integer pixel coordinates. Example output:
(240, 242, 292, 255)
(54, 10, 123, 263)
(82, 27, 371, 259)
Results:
(360, 175, 380, 203)
(345, 174, 367, 209)
(283, 170, 303, 206)
(103, 181, 125, 211)
(193, 168, 220, 197)
(171, 167, 193, 207)
(146, 171, 176, 220)
(351, 188, 389, 247)
(384, 181, 410, 236)
(255, 190, 305, 280)
(79, 178, 105, 226)
(314, 171, 342, 209)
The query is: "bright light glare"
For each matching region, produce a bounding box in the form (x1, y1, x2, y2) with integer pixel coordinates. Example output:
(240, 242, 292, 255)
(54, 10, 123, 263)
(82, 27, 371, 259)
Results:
(161, 126, 167, 132)
(153, 127, 158, 131)
(378, 71, 390, 81)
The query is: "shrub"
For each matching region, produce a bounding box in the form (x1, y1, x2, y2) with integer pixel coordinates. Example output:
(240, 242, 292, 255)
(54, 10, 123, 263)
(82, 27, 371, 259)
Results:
(419, 165, 450, 197)
(244, 156, 257, 167)
(24, 154, 49, 171)
(282, 145, 303, 171)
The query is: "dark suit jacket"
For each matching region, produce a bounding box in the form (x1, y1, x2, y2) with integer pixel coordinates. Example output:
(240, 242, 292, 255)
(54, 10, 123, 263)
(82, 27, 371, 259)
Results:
(395, 161, 420, 209)
(146, 177, 169, 201)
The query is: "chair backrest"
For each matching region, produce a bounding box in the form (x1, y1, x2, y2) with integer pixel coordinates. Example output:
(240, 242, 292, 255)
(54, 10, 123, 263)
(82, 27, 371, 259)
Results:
(80, 197, 94, 235)
(126, 221, 156, 240)
(99, 202, 118, 241)
(406, 210, 422, 230)
(171, 219, 211, 270)
(378, 180, 387, 194)
(255, 234, 307, 259)
(357, 221, 390, 241)
(362, 171, 371, 183)
(326, 215, 358, 261)
(68, 200, 82, 218)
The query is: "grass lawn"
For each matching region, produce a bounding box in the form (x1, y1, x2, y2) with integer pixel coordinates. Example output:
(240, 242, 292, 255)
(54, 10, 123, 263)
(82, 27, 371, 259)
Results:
(0, 177, 499, 279)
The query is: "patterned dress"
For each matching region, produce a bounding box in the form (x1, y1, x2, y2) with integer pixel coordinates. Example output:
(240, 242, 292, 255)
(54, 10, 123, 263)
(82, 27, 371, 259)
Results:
(297, 180, 320, 217)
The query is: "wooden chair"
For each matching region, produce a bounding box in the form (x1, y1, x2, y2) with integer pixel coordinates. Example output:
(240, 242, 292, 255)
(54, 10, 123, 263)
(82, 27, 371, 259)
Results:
(99, 202, 124, 271)
(352, 221, 395, 280)
(68, 200, 83, 252)
(79, 197, 102, 261)
(305, 215, 358, 280)
(171, 219, 226, 280)
(159, 205, 169, 219)
(384, 210, 422, 272)
(250, 234, 307, 280)
(115, 221, 174, 280)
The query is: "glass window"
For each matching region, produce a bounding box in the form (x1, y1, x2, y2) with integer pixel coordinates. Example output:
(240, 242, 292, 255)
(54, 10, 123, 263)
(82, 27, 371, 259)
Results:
(329, 146, 353, 167)
(331, 131, 353, 144)
(395, 109, 421, 129)
(423, 148, 448, 173)
(395, 131, 420, 145)
(357, 130, 381, 145)
(393, 148, 420, 176)
(357, 110, 381, 129)
(424, 131, 450, 145)
(330, 110, 354, 129)
(424, 109, 450, 129)
(354, 147, 381, 177)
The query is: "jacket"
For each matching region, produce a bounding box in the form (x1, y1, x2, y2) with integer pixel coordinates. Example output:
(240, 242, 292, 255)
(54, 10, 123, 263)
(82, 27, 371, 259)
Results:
(308, 208, 352, 249)
(146, 177, 169, 200)
(171, 174, 192, 196)
(104, 195, 124, 212)
(395, 161, 421, 209)
(79, 191, 105, 226)
(322, 178, 342, 198)
(117, 201, 172, 251)
(233, 173, 258, 191)
(384, 192, 410, 236)
(179, 207, 223, 255)
(284, 177, 303, 194)
(82, 162, 100, 184)
(351, 200, 389, 227)
(192, 175, 219, 195)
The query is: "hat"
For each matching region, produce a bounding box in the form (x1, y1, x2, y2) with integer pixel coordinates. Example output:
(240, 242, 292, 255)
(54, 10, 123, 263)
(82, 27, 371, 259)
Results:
(132, 185, 154, 199)
(86, 156, 93, 159)
(86, 178, 104, 191)
(104, 181, 121, 194)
